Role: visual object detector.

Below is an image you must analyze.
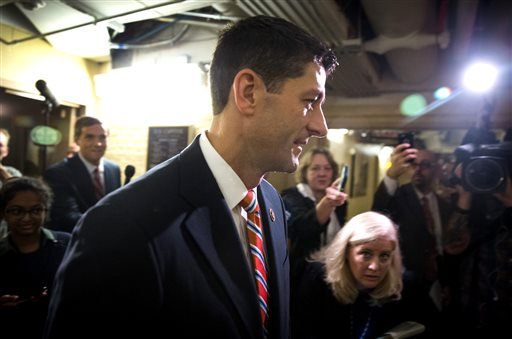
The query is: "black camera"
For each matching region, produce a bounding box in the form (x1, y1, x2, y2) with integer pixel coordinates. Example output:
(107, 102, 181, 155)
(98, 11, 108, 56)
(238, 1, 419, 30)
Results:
(454, 142, 512, 194)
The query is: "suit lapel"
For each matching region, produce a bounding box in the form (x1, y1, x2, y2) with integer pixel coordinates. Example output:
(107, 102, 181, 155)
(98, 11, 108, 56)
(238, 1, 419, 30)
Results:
(67, 155, 97, 206)
(257, 183, 288, 336)
(178, 138, 261, 339)
(103, 163, 115, 193)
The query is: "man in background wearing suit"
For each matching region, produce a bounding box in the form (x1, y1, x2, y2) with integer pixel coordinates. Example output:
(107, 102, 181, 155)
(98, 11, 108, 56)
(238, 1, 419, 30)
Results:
(44, 15, 338, 339)
(43, 116, 121, 232)
(372, 141, 453, 331)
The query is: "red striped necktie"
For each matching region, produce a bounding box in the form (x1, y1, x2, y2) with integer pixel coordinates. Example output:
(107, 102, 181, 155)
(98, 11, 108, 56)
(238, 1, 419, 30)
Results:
(240, 189, 269, 336)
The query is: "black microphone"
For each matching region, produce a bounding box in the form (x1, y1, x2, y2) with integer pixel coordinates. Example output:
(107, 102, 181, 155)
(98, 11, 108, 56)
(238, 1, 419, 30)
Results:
(124, 165, 135, 185)
(35, 79, 59, 108)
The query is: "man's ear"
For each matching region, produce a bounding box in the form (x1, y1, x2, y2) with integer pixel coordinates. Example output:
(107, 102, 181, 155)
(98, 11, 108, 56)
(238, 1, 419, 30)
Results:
(232, 68, 263, 114)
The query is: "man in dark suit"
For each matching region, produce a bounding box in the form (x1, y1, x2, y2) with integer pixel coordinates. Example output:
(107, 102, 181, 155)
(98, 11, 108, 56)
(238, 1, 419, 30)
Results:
(43, 116, 121, 232)
(43, 15, 338, 339)
(372, 142, 453, 309)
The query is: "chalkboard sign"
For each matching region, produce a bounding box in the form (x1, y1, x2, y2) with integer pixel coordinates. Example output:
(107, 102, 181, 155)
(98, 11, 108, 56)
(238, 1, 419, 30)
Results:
(147, 126, 190, 170)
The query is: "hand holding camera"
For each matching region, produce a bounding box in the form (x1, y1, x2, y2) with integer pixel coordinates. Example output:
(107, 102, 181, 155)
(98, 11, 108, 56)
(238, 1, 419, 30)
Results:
(454, 142, 512, 194)
(387, 141, 418, 180)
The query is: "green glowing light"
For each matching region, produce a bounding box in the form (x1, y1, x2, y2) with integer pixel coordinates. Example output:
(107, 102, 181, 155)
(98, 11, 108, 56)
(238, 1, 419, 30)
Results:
(400, 94, 427, 116)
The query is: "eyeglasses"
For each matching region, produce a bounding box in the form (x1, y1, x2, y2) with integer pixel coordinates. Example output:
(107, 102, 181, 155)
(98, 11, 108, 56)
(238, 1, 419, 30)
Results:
(309, 166, 333, 172)
(411, 161, 433, 170)
(4, 206, 46, 218)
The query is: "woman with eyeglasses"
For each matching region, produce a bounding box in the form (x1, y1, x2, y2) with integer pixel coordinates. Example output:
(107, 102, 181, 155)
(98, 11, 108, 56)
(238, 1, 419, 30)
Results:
(293, 211, 440, 338)
(0, 176, 71, 339)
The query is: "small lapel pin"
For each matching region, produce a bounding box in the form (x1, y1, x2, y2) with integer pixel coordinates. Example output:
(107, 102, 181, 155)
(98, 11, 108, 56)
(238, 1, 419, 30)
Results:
(269, 208, 276, 222)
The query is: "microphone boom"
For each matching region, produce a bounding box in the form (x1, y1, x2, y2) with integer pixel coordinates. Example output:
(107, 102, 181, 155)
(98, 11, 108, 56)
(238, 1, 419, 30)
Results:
(35, 79, 60, 108)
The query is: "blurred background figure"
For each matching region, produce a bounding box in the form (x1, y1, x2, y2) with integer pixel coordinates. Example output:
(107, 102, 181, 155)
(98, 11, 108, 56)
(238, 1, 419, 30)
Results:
(43, 116, 121, 232)
(281, 148, 348, 291)
(293, 211, 439, 339)
(0, 128, 22, 187)
(65, 143, 79, 159)
(0, 128, 23, 238)
(441, 133, 512, 337)
(372, 141, 453, 316)
(0, 177, 71, 339)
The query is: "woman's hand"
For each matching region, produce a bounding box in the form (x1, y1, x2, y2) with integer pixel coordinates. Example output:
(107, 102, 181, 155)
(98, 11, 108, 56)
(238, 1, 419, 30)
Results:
(316, 181, 348, 224)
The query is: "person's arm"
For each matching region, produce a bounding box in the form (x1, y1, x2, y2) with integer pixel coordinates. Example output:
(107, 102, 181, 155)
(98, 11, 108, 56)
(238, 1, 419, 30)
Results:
(315, 180, 347, 225)
(283, 189, 325, 243)
(42, 169, 84, 232)
(372, 144, 416, 212)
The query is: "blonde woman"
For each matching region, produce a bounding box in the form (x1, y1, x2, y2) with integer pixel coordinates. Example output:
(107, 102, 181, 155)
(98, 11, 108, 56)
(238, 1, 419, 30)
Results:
(293, 211, 440, 339)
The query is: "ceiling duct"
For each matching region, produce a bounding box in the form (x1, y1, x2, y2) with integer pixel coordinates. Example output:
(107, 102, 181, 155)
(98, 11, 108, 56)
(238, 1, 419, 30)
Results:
(361, 0, 443, 84)
(6, 0, 219, 59)
(236, 0, 380, 97)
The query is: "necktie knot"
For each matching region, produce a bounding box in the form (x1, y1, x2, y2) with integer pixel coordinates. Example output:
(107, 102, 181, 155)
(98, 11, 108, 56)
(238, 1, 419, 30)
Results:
(241, 189, 258, 213)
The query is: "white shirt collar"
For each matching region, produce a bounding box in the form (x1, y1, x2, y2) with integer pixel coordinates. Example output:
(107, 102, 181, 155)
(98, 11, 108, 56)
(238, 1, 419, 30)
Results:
(199, 132, 250, 209)
(78, 153, 104, 173)
(296, 182, 316, 202)
(413, 187, 434, 201)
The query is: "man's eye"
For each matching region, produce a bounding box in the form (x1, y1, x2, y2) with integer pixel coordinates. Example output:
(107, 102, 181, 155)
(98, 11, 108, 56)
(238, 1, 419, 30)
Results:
(305, 99, 317, 111)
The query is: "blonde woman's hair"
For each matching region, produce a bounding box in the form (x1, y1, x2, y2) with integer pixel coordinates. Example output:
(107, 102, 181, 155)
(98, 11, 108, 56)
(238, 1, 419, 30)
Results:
(311, 211, 403, 304)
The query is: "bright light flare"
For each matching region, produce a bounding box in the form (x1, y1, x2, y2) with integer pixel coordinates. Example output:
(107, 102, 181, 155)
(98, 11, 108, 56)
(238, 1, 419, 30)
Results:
(463, 62, 498, 92)
(433, 86, 452, 100)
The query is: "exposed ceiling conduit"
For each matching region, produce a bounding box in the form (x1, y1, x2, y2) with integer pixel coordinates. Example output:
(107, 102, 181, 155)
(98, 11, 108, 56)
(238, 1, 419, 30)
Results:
(1, 0, 216, 58)
(364, 31, 449, 55)
(361, 0, 442, 84)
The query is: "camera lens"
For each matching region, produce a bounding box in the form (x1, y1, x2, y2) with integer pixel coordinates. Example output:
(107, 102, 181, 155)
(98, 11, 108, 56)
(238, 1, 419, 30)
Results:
(463, 157, 506, 193)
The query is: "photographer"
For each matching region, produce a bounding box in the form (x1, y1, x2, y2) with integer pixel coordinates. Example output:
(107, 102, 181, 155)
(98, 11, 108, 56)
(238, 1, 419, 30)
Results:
(442, 140, 512, 337)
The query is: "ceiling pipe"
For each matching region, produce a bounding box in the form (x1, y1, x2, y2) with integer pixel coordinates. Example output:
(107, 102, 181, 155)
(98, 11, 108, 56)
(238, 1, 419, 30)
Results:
(360, 0, 441, 84)
(364, 30, 450, 54)
(0, 0, 208, 46)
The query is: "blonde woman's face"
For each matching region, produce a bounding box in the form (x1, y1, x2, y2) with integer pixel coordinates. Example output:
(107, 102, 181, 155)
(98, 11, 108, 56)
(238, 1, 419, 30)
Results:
(348, 237, 394, 290)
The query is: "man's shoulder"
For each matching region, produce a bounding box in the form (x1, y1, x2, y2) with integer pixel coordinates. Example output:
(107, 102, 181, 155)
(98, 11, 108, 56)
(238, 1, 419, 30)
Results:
(260, 178, 282, 198)
(103, 158, 121, 170)
(394, 182, 415, 195)
(43, 157, 84, 181)
(281, 186, 299, 196)
(44, 158, 72, 174)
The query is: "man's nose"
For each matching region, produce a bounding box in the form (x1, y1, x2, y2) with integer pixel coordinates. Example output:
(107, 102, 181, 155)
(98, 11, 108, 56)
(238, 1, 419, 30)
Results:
(307, 106, 328, 138)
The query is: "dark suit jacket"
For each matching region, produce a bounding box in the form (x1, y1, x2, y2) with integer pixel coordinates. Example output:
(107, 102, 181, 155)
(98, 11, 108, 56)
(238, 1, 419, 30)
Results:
(43, 154, 121, 232)
(281, 186, 347, 287)
(44, 137, 290, 339)
(372, 181, 452, 284)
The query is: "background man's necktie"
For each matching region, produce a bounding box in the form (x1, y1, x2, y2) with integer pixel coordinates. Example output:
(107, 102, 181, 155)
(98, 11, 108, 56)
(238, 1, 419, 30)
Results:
(92, 167, 104, 199)
(240, 189, 269, 335)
